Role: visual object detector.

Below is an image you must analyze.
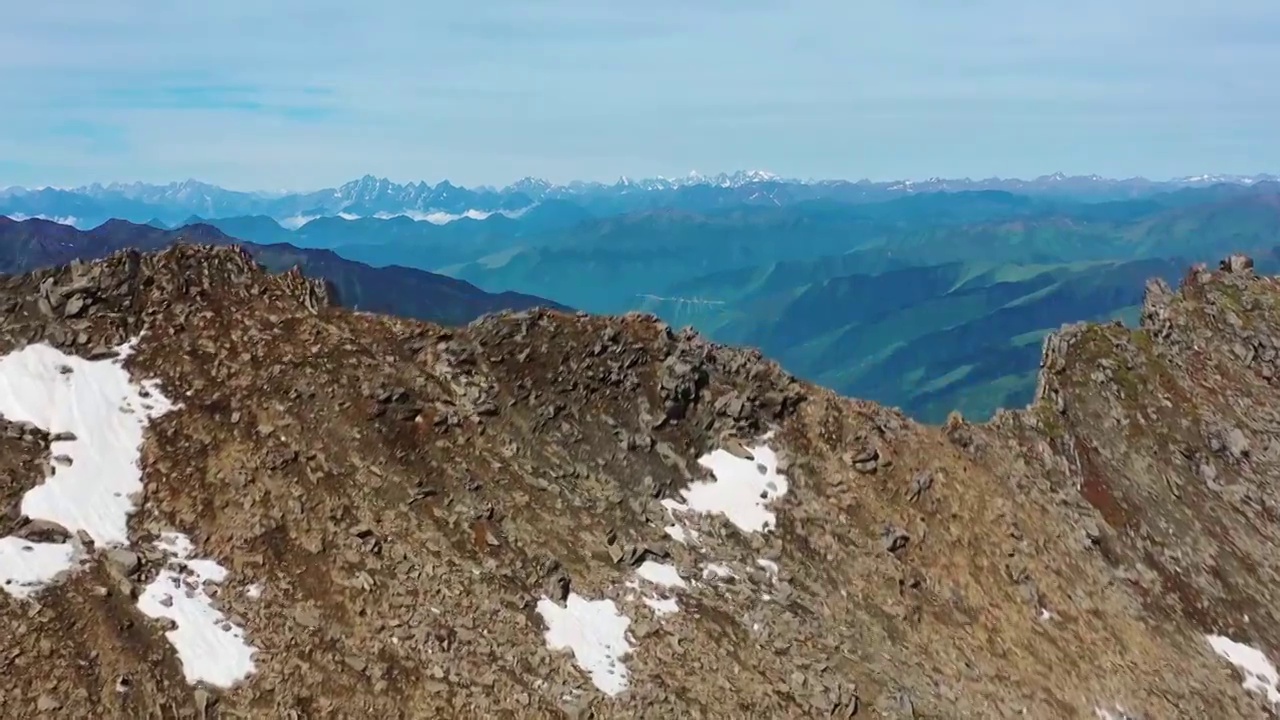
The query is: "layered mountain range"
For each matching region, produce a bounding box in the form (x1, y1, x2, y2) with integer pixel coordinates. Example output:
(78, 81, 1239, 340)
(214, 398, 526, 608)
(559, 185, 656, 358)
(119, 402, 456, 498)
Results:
(5, 177, 1280, 425)
(136, 181, 1278, 423)
(3, 171, 1277, 229)
(2, 246, 1280, 717)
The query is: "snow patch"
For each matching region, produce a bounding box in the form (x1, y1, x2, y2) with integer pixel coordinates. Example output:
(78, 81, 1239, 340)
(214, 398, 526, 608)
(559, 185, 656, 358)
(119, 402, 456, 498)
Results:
(0, 538, 80, 599)
(1207, 634, 1280, 705)
(643, 596, 680, 616)
(635, 561, 687, 589)
(0, 340, 174, 598)
(663, 523, 696, 544)
(624, 577, 679, 617)
(702, 563, 735, 581)
(137, 532, 257, 688)
(666, 441, 789, 533)
(155, 531, 229, 582)
(0, 341, 174, 546)
(536, 593, 633, 696)
(155, 531, 195, 558)
(629, 561, 687, 615)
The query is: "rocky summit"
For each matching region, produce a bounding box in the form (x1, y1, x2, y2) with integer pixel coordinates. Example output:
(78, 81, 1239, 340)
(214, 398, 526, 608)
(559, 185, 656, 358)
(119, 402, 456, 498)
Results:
(2, 246, 1280, 718)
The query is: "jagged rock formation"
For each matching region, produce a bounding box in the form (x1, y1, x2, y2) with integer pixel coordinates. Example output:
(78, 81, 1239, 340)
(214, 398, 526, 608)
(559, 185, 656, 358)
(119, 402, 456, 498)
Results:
(2, 245, 1280, 718)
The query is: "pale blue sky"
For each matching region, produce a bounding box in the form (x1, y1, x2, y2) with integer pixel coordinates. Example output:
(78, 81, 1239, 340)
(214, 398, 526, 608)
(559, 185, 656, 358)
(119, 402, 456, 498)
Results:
(2, 0, 1278, 189)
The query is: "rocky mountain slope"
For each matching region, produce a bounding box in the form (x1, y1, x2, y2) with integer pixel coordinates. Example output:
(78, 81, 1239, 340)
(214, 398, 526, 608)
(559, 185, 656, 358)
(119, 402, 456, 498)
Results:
(2, 246, 1280, 718)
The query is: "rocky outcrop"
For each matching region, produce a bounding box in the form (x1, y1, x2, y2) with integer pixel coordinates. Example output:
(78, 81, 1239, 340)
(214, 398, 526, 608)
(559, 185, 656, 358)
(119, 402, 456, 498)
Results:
(2, 245, 1280, 718)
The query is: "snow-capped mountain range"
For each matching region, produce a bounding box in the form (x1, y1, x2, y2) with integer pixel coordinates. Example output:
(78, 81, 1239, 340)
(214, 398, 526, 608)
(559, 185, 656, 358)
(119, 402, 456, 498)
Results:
(1, 170, 1276, 230)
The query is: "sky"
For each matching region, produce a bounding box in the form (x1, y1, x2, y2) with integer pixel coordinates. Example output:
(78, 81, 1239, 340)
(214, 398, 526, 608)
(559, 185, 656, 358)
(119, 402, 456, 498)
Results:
(2, 0, 1279, 190)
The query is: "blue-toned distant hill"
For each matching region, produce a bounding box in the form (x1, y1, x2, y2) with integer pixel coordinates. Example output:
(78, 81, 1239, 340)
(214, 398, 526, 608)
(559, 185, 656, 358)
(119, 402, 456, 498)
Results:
(165, 184, 1280, 422)
(338, 187, 1280, 422)
(434, 188, 1280, 302)
(9, 180, 1279, 423)
(0, 217, 567, 326)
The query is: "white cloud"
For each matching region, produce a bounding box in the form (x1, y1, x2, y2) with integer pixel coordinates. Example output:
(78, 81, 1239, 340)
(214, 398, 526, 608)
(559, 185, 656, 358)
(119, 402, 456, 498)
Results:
(7, 213, 84, 228)
(370, 207, 532, 224)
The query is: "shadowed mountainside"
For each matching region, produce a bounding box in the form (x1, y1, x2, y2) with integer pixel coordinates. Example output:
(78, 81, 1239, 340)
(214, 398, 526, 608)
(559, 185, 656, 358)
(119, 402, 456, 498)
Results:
(0, 216, 566, 326)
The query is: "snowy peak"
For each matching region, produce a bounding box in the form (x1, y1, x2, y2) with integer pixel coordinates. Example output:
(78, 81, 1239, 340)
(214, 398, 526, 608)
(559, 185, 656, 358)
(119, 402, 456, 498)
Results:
(1175, 173, 1279, 186)
(336, 174, 402, 204)
(504, 176, 553, 194)
(5, 171, 1278, 229)
(729, 169, 780, 185)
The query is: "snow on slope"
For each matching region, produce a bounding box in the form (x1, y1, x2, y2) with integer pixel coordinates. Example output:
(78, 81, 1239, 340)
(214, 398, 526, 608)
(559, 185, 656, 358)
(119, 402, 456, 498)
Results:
(0, 340, 258, 687)
(0, 540, 78, 600)
(1206, 634, 1280, 706)
(0, 340, 173, 548)
(535, 436, 791, 696)
(662, 439, 789, 534)
(536, 593, 633, 697)
(138, 532, 259, 686)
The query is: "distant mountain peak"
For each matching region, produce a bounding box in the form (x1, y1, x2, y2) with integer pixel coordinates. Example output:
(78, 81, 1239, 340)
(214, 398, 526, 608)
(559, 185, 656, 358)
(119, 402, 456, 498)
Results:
(740, 169, 779, 182)
(504, 176, 552, 195)
(6, 170, 1279, 229)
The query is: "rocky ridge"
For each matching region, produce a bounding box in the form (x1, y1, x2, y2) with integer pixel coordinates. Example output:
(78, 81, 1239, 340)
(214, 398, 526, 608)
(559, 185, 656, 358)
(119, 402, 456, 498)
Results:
(1, 246, 1280, 718)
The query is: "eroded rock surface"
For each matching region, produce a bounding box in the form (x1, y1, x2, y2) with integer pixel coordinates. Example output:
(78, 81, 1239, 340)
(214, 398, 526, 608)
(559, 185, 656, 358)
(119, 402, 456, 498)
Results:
(0, 245, 1279, 718)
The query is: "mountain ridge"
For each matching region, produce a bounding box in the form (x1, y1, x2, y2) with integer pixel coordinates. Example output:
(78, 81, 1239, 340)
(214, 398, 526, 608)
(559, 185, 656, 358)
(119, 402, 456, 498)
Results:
(10, 188, 1280, 425)
(4, 173, 1277, 229)
(0, 216, 566, 326)
(2, 245, 1280, 716)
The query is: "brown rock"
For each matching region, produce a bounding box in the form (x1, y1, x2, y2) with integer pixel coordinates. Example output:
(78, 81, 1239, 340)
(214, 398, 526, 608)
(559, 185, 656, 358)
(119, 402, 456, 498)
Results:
(0, 245, 1273, 720)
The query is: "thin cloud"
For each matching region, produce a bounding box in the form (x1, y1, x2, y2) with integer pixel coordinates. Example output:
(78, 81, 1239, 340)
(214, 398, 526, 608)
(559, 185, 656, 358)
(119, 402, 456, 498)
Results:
(0, 0, 1277, 187)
